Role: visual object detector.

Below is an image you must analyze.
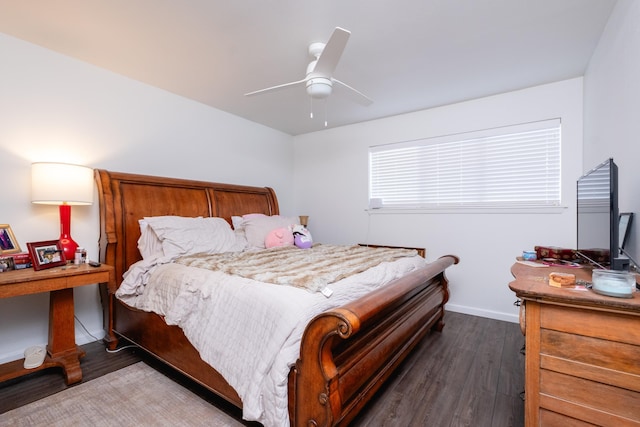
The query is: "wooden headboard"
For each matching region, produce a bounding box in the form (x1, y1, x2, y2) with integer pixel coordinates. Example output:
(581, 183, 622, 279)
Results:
(95, 169, 279, 286)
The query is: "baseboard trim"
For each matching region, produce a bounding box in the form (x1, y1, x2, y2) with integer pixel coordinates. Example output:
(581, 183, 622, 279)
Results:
(445, 303, 519, 323)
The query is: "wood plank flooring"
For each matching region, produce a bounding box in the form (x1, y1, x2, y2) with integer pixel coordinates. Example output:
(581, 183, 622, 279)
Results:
(0, 311, 524, 426)
(351, 311, 525, 427)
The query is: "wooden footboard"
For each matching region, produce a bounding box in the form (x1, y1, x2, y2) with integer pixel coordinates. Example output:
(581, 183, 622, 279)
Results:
(289, 255, 458, 427)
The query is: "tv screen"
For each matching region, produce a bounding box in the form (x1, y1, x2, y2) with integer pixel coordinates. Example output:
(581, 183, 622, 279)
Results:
(576, 158, 620, 269)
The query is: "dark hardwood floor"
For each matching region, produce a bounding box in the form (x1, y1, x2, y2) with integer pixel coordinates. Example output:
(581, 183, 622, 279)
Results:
(351, 311, 525, 427)
(0, 311, 524, 426)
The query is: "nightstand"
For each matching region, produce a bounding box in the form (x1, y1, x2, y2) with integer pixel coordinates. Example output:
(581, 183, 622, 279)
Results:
(0, 263, 115, 385)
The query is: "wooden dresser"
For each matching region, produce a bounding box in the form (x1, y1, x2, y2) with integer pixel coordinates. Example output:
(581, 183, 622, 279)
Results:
(509, 262, 640, 426)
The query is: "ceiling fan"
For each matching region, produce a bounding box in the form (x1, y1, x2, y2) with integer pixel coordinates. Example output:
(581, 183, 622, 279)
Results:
(244, 27, 373, 113)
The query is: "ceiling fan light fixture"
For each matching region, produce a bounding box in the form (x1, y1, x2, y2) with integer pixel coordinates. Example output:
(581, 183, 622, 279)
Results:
(244, 27, 372, 114)
(306, 77, 332, 99)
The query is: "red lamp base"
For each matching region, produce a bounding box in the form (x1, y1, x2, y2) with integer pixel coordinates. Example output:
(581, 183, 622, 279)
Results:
(58, 204, 78, 262)
(58, 235, 78, 263)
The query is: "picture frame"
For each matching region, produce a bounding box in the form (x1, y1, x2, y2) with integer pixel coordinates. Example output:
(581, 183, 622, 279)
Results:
(27, 240, 67, 271)
(0, 256, 15, 272)
(0, 224, 21, 255)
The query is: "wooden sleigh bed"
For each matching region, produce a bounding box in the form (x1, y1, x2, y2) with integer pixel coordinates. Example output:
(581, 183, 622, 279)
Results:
(95, 169, 459, 427)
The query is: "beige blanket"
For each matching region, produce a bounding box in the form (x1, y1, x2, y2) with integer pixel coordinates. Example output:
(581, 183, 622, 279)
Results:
(175, 244, 417, 292)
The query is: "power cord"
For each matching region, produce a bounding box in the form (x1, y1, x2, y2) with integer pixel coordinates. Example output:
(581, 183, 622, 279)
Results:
(620, 247, 640, 272)
(74, 314, 138, 354)
(105, 344, 138, 354)
(74, 314, 100, 342)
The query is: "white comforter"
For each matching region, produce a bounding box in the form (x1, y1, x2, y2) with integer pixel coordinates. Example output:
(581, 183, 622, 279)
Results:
(116, 253, 427, 427)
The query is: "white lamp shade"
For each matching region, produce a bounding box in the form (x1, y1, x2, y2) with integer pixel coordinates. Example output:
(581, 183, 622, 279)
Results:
(31, 162, 94, 205)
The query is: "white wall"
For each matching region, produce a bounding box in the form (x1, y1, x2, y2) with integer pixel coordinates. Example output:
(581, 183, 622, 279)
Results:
(0, 34, 294, 363)
(293, 78, 584, 323)
(584, 0, 640, 260)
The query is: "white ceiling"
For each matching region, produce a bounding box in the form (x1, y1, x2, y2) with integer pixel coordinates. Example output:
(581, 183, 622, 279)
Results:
(0, 0, 616, 136)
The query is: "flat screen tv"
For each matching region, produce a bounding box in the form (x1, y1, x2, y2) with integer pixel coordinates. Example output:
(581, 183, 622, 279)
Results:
(576, 158, 627, 270)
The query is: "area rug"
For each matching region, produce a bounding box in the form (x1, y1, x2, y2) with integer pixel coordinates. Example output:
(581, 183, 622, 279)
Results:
(0, 362, 246, 426)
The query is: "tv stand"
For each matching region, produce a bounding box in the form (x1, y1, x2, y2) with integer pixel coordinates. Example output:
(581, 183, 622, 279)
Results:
(509, 262, 640, 426)
(612, 256, 631, 271)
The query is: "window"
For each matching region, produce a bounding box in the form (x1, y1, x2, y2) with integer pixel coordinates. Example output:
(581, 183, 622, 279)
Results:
(369, 119, 561, 210)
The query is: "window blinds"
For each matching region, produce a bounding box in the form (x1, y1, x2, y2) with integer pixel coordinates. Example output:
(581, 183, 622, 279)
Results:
(369, 119, 561, 209)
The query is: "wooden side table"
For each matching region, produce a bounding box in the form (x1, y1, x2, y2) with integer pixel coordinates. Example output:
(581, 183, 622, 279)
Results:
(0, 263, 115, 385)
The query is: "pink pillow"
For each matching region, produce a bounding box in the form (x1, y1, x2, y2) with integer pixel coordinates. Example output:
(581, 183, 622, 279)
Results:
(241, 214, 299, 249)
(265, 227, 294, 248)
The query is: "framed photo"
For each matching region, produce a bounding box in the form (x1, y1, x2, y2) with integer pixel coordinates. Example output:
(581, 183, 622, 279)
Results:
(27, 240, 67, 270)
(0, 224, 21, 255)
(0, 256, 15, 272)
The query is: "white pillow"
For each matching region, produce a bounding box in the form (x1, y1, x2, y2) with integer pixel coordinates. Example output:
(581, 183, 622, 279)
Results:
(143, 216, 238, 257)
(137, 219, 164, 260)
(231, 215, 245, 230)
(233, 228, 248, 252)
(241, 214, 299, 249)
(231, 216, 249, 251)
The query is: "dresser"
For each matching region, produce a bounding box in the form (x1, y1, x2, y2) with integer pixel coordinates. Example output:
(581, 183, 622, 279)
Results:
(509, 262, 640, 426)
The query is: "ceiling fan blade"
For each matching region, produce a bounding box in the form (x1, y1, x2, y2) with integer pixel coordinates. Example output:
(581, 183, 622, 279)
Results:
(332, 78, 373, 106)
(312, 27, 350, 77)
(244, 78, 307, 97)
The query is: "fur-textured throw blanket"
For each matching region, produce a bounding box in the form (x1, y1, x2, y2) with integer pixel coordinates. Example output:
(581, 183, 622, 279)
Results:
(175, 244, 417, 292)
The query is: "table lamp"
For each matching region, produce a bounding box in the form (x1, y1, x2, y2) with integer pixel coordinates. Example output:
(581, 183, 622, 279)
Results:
(31, 162, 94, 261)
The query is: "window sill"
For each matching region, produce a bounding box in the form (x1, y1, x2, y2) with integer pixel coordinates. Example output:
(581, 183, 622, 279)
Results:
(365, 206, 568, 215)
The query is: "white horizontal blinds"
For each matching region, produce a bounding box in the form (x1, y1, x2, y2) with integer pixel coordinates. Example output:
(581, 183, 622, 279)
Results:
(369, 119, 561, 208)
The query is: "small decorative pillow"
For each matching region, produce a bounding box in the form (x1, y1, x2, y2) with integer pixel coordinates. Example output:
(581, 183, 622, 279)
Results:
(292, 224, 313, 249)
(265, 227, 294, 248)
(242, 214, 299, 249)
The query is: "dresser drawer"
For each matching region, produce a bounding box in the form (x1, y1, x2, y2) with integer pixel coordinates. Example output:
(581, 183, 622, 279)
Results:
(539, 370, 640, 425)
(540, 329, 640, 391)
(539, 303, 640, 346)
(535, 303, 640, 426)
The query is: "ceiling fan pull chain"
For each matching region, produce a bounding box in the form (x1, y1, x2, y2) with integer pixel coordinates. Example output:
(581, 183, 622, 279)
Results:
(324, 100, 328, 127)
(310, 97, 314, 119)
